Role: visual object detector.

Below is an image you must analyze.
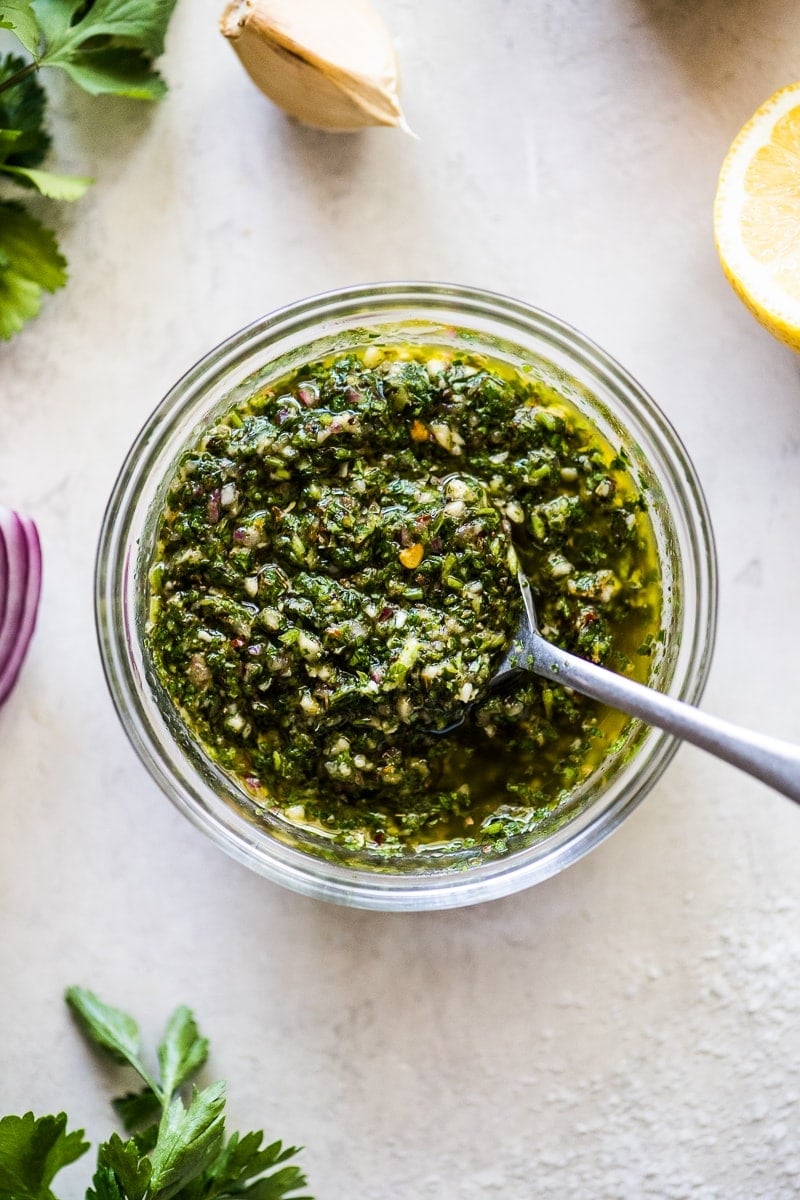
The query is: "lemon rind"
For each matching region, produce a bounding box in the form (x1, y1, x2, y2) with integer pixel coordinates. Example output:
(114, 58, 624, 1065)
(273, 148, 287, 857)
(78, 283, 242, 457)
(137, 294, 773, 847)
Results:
(713, 83, 800, 346)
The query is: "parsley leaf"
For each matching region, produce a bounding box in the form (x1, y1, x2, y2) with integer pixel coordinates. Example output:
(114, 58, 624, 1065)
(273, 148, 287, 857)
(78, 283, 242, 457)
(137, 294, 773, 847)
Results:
(85, 1166, 126, 1200)
(0, 989, 313, 1199)
(112, 1089, 163, 1134)
(88, 1134, 151, 1200)
(65, 987, 163, 1100)
(157, 1007, 210, 1101)
(0, 54, 49, 167)
(198, 1130, 312, 1200)
(0, 200, 65, 339)
(131, 1125, 160, 1157)
(238, 1168, 312, 1200)
(0, 1, 40, 57)
(148, 1084, 227, 1200)
(65, 986, 143, 1065)
(33, 0, 179, 99)
(0, 1112, 89, 1200)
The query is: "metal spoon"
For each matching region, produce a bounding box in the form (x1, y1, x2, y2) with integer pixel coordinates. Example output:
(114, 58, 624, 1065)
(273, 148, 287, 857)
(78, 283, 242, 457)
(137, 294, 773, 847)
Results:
(436, 574, 800, 805)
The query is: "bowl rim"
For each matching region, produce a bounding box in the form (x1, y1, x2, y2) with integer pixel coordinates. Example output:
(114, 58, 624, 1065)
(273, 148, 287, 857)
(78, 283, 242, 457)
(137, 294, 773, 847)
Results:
(95, 280, 718, 910)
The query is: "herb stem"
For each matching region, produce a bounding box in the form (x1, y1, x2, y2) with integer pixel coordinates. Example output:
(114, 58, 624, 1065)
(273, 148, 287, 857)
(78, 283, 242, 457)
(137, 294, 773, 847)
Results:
(0, 60, 40, 97)
(132, 1060, 166, 1105)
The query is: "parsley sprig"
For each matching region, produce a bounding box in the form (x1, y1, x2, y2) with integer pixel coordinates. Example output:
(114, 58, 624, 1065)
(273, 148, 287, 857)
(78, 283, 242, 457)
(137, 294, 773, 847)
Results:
(0, 0, 179, 340)
(0, 987, 312, 1200)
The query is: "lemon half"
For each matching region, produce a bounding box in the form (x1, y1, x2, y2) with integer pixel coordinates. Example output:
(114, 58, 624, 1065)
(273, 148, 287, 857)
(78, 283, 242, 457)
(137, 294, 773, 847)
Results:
(714, 83, 800, 352)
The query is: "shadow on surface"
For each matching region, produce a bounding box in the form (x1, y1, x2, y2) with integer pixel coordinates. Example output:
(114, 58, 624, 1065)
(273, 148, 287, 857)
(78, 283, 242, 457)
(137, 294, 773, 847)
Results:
(631, 0, 798, 110)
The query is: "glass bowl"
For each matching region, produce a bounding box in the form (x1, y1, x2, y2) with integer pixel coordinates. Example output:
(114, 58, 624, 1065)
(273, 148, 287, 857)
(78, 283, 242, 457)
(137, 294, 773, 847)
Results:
(95, 283, 717, 910)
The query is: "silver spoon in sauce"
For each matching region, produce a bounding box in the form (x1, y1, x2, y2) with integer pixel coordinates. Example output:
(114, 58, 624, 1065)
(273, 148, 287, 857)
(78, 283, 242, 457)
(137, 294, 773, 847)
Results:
(434, 573, 800, 804)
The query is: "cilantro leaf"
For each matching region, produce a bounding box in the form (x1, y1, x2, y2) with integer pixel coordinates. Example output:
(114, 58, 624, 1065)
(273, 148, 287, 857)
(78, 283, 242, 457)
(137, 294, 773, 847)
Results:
(0, 128, 21, 156)
(0, 54, 49, 167)
(112, 1089, 163, 1134)
(88, 1134, 151, 1200)
(40, 0, 175, 56)
(0, 200, 65, 338)
(1, 164, 92, 198)
(148, 1084, 226, 1200)
(65, 987, 163, 1099)
(40, 45, 167, 100)
(0, 1, 178, 340)
(0, 1112, 89, 1200)
(0, 200, 63, 286)
(0, 1, 40, 57)
(158, 1007, 209, 1101)
(0, 262, 40, 336)
(0, 60, 91, 199)
(33, 0, 179, 99)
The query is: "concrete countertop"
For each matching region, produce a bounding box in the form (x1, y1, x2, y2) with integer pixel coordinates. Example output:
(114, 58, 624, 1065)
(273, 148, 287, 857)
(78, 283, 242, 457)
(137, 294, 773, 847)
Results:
(1, 1, 799, 1196)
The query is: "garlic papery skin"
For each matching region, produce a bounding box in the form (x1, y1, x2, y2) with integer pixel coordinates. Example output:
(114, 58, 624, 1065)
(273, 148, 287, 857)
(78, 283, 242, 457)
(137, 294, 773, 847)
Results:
(220, 0, 407, 132)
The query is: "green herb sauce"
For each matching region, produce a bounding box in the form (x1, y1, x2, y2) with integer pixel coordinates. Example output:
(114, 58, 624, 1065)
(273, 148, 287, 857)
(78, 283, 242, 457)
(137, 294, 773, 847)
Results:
(148, 343, 661, 855)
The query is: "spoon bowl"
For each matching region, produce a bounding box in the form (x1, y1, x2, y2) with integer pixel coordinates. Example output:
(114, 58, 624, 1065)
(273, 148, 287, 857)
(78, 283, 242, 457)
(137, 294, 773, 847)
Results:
(434, 573, 800, 806)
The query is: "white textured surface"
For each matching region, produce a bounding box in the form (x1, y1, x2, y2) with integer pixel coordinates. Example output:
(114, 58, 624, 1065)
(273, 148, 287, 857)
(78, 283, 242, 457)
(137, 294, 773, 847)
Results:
(2, 1, 800, 1196)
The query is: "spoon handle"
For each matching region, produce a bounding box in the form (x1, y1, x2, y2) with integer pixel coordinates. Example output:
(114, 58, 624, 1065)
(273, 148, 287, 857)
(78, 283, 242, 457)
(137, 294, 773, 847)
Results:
(530, 633, 800, 804)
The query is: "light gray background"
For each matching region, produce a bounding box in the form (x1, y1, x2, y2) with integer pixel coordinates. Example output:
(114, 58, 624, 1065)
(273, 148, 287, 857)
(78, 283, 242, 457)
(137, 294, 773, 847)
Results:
(2, 1, 800, 1196)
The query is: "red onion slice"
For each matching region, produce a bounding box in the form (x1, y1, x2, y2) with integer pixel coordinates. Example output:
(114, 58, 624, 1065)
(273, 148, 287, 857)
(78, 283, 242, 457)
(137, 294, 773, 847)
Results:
(0, 507, 42, 709)
(0, 510, 27, 681)
(0, 519, 7, 637)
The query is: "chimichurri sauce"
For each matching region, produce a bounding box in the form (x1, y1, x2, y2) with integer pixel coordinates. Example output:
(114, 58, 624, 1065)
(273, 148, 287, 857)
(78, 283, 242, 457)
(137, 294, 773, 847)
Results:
(148, 343, 661, 855)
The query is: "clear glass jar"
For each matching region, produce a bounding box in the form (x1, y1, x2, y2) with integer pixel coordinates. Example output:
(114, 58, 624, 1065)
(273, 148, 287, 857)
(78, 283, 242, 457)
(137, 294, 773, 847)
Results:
(95, 283, 717, 910)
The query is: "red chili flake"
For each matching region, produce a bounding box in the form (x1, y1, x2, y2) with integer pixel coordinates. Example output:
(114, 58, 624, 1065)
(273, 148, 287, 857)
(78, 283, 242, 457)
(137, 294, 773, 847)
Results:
(231, 637, 245, 649)
(374, 831, 385, 846)
(297, 386, 317, 408)
(377, 606, 394, 622)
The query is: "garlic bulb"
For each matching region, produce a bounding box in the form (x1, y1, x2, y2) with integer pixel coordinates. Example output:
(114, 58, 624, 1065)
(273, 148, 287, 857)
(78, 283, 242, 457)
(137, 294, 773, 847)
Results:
(220, 0, 407, 133)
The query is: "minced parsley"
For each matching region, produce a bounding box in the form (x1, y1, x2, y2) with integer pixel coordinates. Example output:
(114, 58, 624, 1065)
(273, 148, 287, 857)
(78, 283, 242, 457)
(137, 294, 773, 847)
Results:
(148, 342, 660, 855)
